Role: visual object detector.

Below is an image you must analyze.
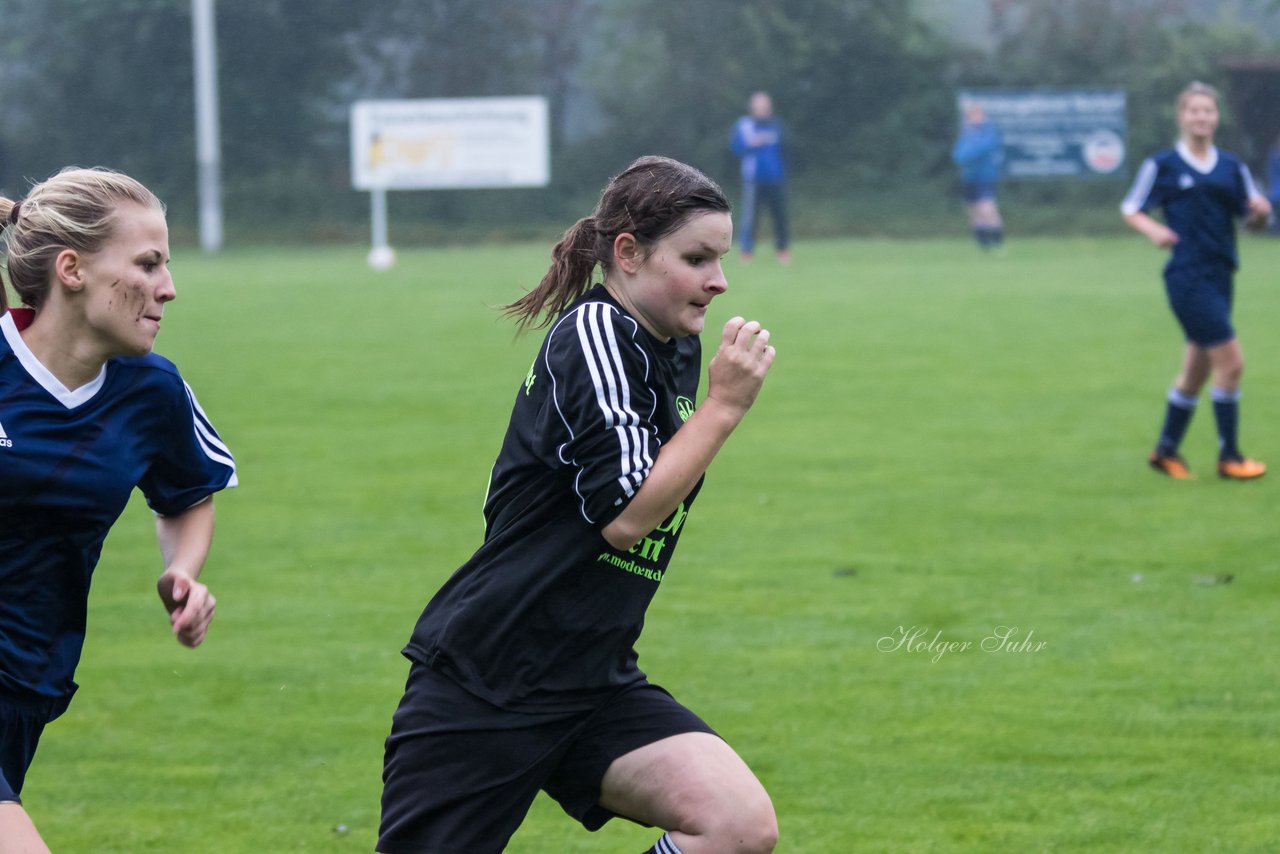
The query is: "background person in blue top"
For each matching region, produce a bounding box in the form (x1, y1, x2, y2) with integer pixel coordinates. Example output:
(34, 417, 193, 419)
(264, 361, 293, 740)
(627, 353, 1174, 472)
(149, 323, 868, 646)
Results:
(379, 156, 777, 854)
(1121, 81, 1271, 480)
(952, 100, 1005, 251)
(731, 91, 790, 263)
(0, 168, 236, 852)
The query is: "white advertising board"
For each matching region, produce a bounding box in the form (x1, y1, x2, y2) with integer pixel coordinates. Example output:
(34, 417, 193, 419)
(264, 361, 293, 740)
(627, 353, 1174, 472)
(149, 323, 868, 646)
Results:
(351, 97, 550, 190)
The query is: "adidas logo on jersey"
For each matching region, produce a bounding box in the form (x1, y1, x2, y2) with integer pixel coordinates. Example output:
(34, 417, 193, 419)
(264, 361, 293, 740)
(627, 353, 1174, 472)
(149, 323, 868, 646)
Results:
(0, 420, 10, 448)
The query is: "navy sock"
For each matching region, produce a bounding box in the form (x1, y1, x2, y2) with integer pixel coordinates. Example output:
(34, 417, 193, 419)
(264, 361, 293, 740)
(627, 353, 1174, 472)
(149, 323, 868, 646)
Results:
(973, 227, 989, 248)
(1212, 386, 1241, 460)
(1156, 388, 1197, 457)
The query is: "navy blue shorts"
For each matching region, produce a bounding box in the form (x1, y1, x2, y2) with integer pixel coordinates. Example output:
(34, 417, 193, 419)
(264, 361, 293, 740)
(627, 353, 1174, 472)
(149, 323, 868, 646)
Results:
(0, 695, 62, 803)
(962, 181, 998, 203)
(378, 662, 717, 854)
(1164, 263, 1235, 347)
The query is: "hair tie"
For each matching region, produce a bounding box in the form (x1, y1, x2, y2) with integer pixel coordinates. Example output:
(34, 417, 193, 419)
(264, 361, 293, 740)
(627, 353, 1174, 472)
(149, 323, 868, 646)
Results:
(6, 199, 21, 226)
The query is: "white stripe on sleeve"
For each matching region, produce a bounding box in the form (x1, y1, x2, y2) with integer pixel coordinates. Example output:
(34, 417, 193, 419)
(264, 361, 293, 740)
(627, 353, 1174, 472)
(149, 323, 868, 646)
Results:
(1240, 162, 1264, 202)
(183, 381, 237, 479)
(1120, 157, 1158, 215)
(577, 303, 647, 497)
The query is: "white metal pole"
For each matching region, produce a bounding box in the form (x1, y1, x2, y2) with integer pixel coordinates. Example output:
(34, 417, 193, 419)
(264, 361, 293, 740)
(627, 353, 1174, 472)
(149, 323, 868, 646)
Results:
(368, 187, 395, 270)
(192, 0, 223, 252)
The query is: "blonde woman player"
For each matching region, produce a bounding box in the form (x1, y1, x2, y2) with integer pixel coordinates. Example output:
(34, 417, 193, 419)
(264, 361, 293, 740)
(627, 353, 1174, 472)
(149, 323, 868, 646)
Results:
(1, 168, 236, 851)
(1122, 82, 1271, 480)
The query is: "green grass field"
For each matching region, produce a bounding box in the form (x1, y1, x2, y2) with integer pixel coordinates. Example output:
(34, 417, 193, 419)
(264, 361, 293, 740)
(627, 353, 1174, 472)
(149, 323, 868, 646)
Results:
(22, 234, 1280, 852)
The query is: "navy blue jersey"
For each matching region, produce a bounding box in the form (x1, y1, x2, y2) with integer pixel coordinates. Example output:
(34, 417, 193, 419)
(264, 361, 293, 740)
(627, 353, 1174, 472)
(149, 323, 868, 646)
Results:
(1122, 142, 1261, 270)
(0, 309, 236, 706)
(404, 286, 703, 712)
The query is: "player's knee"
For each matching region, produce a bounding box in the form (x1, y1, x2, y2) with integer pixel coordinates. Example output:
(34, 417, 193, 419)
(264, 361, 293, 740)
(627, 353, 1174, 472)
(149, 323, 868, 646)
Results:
(740, 802, 780, 853)
(1216, 360, 1243, 387)
(702, 786, 778, 853)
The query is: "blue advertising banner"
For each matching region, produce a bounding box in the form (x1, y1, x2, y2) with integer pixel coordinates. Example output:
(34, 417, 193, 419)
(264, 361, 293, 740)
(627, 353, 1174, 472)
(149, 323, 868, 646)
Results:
(958, 89, 1127, 179)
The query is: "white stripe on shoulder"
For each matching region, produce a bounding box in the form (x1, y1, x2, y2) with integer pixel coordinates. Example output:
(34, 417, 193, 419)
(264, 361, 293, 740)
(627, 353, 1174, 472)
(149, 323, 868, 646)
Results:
(577, 303, 641, 498)
(183, 381, 236, 475)
(548, 300, 656, 521)
(1120, 157, 1158, 215)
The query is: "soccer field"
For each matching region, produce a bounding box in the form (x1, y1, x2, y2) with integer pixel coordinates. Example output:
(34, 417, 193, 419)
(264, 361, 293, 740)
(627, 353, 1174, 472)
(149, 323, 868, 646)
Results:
(24, 235, 1280, 852)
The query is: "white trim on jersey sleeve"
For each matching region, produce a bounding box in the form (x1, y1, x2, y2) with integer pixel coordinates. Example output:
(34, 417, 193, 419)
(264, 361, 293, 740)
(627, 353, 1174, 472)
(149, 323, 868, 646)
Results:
(1239, 162, 1264, 202)
(1, 312, 107, 408)
(183, 380, 238, 487)
(574, 303, 650, 496)
(548, 301, 656, 524)
(1120, 157, 1159, 215)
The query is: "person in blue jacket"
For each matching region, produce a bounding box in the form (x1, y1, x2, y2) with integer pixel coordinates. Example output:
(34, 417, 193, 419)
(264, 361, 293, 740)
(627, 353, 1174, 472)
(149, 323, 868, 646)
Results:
(0, 167, 236, 851)
(731, 91, 790, 263)
(1121, 81, 1270, 480)
(952, 101, 1005, 250)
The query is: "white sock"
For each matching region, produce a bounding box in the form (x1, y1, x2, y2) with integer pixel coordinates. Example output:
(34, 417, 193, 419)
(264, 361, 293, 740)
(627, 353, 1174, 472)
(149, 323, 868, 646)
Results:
(653, 832, 686, 854)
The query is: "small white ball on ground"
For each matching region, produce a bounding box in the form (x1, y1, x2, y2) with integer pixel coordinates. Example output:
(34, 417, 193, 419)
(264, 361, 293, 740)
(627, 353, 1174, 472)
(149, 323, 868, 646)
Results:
(368, 246, 396, 271)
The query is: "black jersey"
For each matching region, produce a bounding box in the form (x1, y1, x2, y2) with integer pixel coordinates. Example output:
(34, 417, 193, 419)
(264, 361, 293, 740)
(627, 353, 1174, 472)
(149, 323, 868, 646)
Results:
(404, 286, 703, 711)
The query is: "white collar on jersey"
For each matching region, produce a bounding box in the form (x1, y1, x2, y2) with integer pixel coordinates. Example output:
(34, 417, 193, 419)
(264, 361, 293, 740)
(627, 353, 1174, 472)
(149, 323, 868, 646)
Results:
(1, 311, 108, 409)
(1176, 140, 1218, 175)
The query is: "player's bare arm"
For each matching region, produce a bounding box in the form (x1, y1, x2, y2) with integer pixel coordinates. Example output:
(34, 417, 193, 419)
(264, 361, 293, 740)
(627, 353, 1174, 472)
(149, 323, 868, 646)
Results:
(1122, 210, 1178, 249)
(155, 497, 218, 647)
(602, 316, 775, 550)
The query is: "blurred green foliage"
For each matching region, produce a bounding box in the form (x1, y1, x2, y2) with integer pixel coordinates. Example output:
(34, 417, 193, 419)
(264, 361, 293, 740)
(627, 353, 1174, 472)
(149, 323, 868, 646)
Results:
(0, 0, 1275, 242)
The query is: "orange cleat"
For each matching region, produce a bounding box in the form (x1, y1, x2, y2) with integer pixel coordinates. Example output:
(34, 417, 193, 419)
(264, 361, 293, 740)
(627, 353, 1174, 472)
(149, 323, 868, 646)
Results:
(1149, 452, 1194, 480)
(1217, 457, 1267, 480)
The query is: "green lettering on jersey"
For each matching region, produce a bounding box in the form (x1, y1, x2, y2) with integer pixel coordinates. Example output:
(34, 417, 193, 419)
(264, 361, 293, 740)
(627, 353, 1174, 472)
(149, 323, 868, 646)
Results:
(524, 361, 537, 395)
(654, 501, 689, 536)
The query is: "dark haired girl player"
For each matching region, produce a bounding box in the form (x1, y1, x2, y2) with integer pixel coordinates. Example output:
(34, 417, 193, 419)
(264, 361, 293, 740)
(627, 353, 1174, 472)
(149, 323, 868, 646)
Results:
(1122, 81, 1271, 480)
(0, 168, 236, 852)
(379, 156, 778, 854)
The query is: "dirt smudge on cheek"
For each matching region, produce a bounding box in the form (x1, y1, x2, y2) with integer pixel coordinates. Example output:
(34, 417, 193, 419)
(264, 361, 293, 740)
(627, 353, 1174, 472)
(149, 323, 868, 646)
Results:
(124, 280, 147, 320)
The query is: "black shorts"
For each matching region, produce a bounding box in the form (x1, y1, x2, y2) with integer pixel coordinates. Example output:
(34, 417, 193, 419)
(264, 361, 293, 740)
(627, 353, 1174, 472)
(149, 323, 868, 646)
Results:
(378, 662, 717, 854)
(0, 695, 63, 804)
(1164, 262, 1235, 347)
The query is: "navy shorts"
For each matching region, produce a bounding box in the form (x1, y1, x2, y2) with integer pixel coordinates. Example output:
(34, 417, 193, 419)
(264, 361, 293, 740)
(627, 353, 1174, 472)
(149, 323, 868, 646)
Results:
(962, 181, 998, 203)
(378, 662, 717, 854)
(1164, 263, 1235, 347)
(0, 695, 62, 803)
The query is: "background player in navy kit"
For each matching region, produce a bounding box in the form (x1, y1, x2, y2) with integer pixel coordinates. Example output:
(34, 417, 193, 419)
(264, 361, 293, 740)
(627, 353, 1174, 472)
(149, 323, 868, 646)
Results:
(379, 156, 778, 854)
(1121, 82, 1271, 480)
(0, 168, 236, 852)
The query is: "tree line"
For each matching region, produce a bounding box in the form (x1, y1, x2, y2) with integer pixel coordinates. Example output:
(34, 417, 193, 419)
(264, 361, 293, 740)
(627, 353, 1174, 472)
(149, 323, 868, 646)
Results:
(0, 0, 1275, 242)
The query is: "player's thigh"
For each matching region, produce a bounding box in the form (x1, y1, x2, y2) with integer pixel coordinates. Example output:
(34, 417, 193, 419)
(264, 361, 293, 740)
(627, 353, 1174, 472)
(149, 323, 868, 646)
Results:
(598, 731, 774, 836)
